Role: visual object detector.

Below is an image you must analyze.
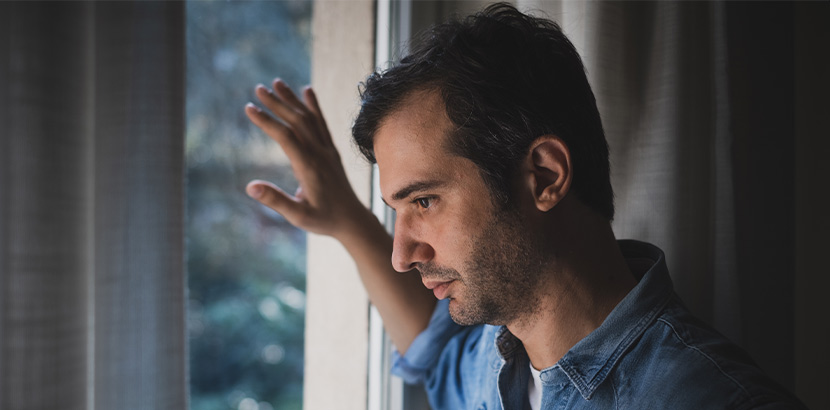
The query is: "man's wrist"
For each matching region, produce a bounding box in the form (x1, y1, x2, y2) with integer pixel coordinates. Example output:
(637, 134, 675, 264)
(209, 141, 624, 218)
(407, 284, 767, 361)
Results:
(332, 204, 385, 246)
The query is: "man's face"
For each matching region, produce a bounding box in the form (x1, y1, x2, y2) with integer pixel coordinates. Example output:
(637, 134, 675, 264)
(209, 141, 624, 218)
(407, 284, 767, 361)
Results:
(374, 90, 548, 326)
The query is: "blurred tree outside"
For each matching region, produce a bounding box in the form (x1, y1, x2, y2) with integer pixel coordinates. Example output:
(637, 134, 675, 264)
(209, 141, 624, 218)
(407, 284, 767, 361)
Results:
(186, 1, 312, 410)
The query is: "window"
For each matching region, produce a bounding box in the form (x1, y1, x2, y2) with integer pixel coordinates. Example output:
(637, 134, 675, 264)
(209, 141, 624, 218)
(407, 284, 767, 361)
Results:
(186, 2, 312, 409)
(369, 1, 431, 409)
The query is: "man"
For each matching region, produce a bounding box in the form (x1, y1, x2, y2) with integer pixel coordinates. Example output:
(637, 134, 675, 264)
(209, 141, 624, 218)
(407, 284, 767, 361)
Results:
(243, 3, 806, 409)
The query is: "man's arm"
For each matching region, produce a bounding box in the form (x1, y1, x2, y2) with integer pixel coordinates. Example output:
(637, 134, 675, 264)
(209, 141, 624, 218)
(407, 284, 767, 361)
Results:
(244, 79, 436, 354)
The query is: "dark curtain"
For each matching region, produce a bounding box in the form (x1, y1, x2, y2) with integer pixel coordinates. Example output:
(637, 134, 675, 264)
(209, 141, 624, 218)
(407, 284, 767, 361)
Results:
(552, 1, 827, 407)
(409, 1, 829, 409)
(0, 2, 186, 409)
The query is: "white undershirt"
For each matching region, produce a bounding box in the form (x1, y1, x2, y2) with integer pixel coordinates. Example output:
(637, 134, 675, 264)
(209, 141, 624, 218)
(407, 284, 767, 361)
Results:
(528, 364, 543, 410)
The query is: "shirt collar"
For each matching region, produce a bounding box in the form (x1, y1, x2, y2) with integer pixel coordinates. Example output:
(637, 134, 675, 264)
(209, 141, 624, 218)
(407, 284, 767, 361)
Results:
(493, 240, 674, 400)
(557, 240, 673, 400)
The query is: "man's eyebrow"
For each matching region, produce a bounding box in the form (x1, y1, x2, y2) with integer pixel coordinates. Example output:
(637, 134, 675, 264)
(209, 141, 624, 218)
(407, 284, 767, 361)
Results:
(384, 180, 445, 204)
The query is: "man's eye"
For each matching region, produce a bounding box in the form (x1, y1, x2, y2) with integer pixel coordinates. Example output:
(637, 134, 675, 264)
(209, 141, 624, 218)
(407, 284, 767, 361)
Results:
(415, 197, 432, 209)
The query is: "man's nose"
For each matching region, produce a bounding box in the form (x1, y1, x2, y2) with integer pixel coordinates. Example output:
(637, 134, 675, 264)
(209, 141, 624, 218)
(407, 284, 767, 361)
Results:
(391, 217, 434, 272)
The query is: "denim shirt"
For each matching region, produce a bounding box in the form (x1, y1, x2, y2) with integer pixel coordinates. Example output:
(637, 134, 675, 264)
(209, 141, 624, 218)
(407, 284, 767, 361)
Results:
(392, 240, 806, 410)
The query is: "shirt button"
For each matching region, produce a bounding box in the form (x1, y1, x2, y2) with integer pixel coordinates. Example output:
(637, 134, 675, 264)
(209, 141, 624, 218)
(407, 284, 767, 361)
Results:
(477, 404, 487, 410)
(540, 372, 552, 383)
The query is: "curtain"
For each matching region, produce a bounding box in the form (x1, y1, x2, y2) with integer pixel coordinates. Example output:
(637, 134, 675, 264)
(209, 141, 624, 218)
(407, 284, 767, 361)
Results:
(0, 2, 186, 409)
(573, 0, 796, 383)
(517, 1, 825, 406)
(563, 0, 765, 356)
(401, 1, 827, 409)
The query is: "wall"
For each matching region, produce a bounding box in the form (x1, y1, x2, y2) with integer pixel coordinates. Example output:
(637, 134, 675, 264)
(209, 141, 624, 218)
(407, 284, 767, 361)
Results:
(304, 1, 376, 410)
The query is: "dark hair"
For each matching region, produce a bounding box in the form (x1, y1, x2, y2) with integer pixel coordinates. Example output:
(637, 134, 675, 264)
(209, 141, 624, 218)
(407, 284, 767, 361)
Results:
(353, 2, 614, 220)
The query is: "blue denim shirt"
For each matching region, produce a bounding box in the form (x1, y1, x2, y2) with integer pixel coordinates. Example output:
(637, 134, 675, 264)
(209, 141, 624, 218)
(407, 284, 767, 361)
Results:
(392, 240, 806, 409)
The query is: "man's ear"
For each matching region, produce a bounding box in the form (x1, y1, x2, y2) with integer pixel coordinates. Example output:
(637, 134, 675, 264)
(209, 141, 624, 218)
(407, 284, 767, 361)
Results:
(524, 135, 572, 212)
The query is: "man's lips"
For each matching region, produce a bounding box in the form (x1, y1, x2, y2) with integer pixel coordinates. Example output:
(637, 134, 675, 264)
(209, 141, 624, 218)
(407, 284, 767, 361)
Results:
(423, 279, 455, 300)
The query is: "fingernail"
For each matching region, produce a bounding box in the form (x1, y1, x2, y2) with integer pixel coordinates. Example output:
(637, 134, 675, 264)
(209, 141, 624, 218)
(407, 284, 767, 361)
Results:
(247, 184, 263, 199)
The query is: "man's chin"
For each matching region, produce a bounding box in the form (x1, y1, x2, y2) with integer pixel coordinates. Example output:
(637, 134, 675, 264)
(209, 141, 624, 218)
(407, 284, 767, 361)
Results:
(448, 300, 493, 326)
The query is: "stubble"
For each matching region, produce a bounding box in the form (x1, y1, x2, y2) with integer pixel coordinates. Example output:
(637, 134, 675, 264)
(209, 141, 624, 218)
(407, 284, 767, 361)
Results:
(447, 208, 549, 326)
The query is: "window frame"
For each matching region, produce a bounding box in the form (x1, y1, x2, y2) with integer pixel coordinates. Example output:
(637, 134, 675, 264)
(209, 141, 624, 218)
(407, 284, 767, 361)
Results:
(367, 1, 431, 410)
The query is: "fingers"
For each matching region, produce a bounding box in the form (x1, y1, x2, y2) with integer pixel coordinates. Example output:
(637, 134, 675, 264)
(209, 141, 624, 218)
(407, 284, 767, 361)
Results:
(302, 86, 321, 114)
(246, 179, 306, 222)
(271, 79, 306, 112)
(255, 84, 306, 129)
(245, 103, 303, 161)
(303, 86, 334, 145)
(254, 79, 330, 146)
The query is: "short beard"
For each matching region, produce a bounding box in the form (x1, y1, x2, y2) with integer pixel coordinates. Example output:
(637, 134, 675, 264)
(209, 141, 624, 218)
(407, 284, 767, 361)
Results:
(448, 207, 549, 326)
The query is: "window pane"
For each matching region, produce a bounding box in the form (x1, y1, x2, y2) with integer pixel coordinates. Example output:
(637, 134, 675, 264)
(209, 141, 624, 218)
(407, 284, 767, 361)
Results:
(186, 1, 312, 409)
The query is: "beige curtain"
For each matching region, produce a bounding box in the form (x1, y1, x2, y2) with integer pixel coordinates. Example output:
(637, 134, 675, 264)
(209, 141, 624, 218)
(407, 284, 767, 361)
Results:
(0, 2, 186, 409)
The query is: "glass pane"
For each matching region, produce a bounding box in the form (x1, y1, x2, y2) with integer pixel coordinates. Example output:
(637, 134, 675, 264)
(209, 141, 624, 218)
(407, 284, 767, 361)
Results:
(186, 1, 312, 409)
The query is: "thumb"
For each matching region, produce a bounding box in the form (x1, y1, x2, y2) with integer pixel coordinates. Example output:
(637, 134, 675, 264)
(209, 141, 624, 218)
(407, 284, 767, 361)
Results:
(246, 180, 305, 220)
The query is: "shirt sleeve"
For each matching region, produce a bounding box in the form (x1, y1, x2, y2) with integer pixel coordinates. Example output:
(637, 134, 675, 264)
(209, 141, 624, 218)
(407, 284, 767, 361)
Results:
(390, 299, 466, 384)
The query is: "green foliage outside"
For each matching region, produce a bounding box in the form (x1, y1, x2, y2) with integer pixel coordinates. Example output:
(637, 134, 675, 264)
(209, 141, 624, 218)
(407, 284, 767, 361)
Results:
(186, 1, 312, 409)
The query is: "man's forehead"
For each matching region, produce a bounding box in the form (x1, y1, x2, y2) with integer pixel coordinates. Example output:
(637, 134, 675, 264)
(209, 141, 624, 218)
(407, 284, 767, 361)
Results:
(373, 89, 454, 159)
(395, 87, 446, 117)
(372, 90, 474, 202)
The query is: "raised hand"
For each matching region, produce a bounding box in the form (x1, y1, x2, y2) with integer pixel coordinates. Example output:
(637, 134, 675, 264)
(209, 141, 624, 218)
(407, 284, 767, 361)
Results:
(245, 79, 368, 239)
(245, 78, 436, 354)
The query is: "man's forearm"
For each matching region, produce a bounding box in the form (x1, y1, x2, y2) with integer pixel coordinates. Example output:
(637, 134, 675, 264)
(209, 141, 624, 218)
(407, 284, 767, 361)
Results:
(335, 208, 437, 354)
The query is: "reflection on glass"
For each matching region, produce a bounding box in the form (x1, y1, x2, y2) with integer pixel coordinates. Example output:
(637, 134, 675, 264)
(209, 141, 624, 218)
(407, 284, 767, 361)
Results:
(186, 1, 312, 409)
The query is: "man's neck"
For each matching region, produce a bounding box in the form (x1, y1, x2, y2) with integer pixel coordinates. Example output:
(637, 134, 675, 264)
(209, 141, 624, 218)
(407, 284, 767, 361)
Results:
(506, 202, 637, 371)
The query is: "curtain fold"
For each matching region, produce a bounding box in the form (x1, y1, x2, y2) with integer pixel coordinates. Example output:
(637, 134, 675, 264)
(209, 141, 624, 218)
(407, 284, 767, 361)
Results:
(546, 0, 798, 391)
(516, 0, 815, 395)
(0, 2, 186, 409)
(724, 3, 796, 389)
(406, 2, 826, 408)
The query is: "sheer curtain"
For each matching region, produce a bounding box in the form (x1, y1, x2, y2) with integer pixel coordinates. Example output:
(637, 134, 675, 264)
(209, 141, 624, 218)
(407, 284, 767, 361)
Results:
(0, 2, 186, 409)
